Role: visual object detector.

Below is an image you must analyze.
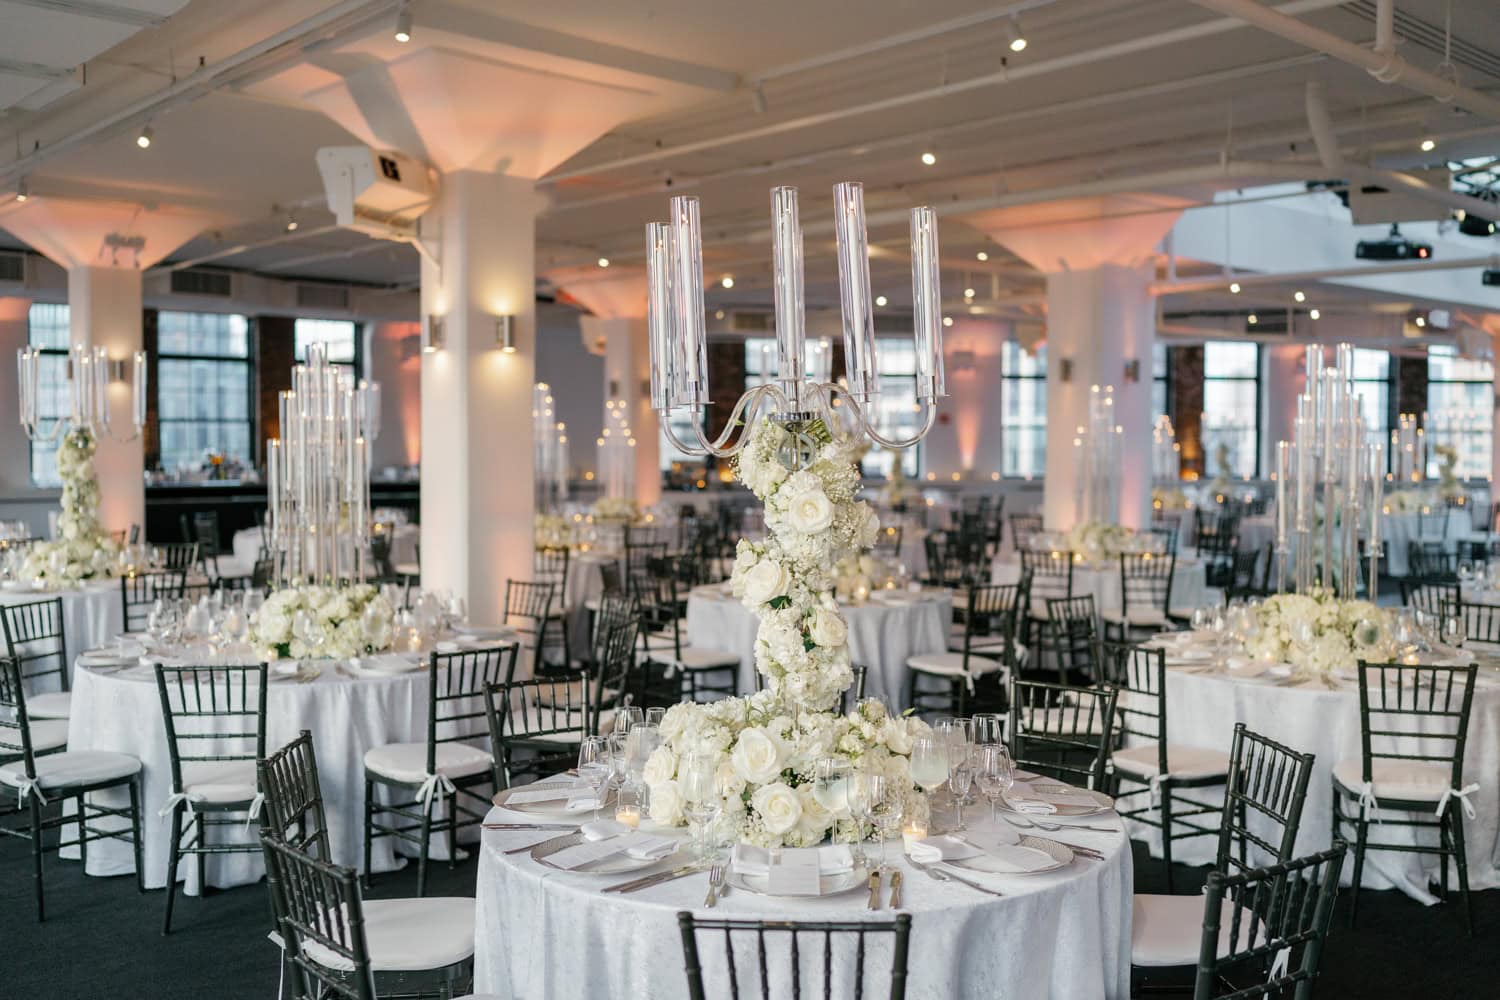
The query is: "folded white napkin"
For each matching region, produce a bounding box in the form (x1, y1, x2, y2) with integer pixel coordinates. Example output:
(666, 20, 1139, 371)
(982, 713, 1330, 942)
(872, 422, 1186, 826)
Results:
(1006, 782, 1103, 814)
(731, 843, 853, 877)
(907, 835, 983, 864)
(547, 831, 676, 869)
(580, 819, 630, 841)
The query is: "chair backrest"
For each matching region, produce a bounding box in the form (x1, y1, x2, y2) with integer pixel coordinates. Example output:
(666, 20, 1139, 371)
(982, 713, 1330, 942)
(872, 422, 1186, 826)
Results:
(1119, 552, 1175, 616)
(598, 559, 623, 597)
(154, 664, 268, 794)
(1020, 548, 1073, 603)
(257, 730, 330, 860)
(369, 530, 396, 579)
(1096, 640, 1168, 771)
(0, 656, 41, 779)
(1149, 526, 1178, 556)
(1044, 594, 1098, 683)
(158, 541, 200, 573)
(425, 644, 519, 775)
(838, 664, 870, 714)
(1447, 596, 1500, 649)
(191, 511, 222, 557)
(1224, 548, 1265, 602)
(502, 579, 556, 675)
(625, 541, 667, 579)
(259, 835, 376, 1000)
(593, 615, 642, 720)
(1406, 541, 1456, 581)
(1006, 678, 1117, 789)
(677, 913, 913, 1000)
(1355, 661, 1477, 795)
(485, 671, 594, 787)
(1216, 723, 1315, 877)
(534, 545, 570, 587)
(1, 597, 69, 696)
(1193, 845, 1347, 1000)
(1400, 578, 1458, 617)
(120, 570, 187, 632)
(1009, 513, 1043, 549)
(962, 581, 1025, 668)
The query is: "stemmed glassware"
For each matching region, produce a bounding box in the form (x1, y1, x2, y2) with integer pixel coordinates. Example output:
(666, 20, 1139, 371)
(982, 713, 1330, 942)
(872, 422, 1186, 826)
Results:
(976, 743, 1016, 824)
(908, 737, 949, 823)
(864, 774, 905, 872)
(618, 705, 645, 734)
(576, 736, 610, 822)
(679, 751, 722, 862)
(813, 757, 855, 860)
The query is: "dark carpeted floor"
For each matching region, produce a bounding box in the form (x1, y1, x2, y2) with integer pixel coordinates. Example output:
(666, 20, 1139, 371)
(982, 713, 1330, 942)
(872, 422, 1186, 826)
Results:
(2, 833, 1492, 998)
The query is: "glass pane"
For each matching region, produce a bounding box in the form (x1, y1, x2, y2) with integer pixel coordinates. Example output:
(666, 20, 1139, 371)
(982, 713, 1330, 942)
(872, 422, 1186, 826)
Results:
(27, 303, 70, 350)
(1203, 342, 1258, 378)
(1202, 378, 1258, 479)
(158, 311, 249, 358)
(295, 318, 357, 364)
(1001, 343, 1047, 478)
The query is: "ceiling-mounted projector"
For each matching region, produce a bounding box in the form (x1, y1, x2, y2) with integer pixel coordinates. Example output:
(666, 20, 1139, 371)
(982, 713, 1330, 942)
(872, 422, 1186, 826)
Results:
(1483, 269, 1500, 287)
(1355, 224, 1431, 261)
(315, 146, 434, 240)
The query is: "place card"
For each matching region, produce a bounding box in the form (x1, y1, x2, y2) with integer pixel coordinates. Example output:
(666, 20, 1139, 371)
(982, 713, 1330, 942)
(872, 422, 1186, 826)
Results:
(766, 848, 822, 895)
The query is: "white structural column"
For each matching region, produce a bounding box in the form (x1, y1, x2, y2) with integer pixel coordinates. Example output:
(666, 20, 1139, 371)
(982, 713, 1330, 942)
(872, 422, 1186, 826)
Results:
(1041, 265, 1156, 529)
(420, 171, 545, 619)
(965, 195, 1187, 530)
(590, 316, 661, 508)
(0, 297, 34, 500)
(67, 266, 145, 533)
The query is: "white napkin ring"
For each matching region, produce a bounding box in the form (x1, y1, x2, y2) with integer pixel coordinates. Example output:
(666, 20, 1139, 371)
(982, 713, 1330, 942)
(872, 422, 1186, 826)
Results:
(416, 772, 457, 811)
(1435, 783, 1479, 821)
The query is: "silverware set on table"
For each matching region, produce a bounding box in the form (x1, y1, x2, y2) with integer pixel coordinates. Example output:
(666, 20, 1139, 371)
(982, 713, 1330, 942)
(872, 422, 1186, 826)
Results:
(866, 868, 904, 909)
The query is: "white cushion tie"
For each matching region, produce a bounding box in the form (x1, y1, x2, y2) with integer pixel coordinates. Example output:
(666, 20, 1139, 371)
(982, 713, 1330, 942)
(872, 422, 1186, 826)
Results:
(1435, 783, 1480, 820)
(417, 772, 457, 811)
(243, 791, 266, 830)
(1358, 781, 1380, 823)
(158, 790, 202, 818)
(1269, 944, 1291, 982)
(11, 774, 47, 807)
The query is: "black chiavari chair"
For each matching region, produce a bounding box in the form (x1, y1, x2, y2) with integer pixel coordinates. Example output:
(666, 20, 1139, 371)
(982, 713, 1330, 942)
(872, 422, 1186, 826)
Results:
(1043, 594, 1099, 685)
(155, 662, 268, 933)
(1445, 595, 1500, 652)
(1195, 510, 1239, 588)
(1406, 540, 1456, 581)
(1006, 678, 1116, 789)
(1, 597, 72, 720)
(1009, 513, 1043, 551)
(485, 671, 594, 789)
(636, 558, 738, 702)
(1332, 661, 1478, 934)
(0, 655, 143, 920)
(908, 582, 1020, 717)
(158, 540, 201, 575)
(533, 545, 574, 664)
(501, 579, 557, 677)
(120, 569, 187, 633)
(363, 643, 516, 896)
(677, 913, 913, 1000)
(1104, 552, 1176, 639)
(1400, 578, 1459, 618)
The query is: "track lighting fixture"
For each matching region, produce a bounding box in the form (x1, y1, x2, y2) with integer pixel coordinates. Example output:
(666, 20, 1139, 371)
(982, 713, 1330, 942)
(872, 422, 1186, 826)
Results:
(394, 3, 412, 43)
(1006, 15, 1027, 52)
(136, 124, 153, 149)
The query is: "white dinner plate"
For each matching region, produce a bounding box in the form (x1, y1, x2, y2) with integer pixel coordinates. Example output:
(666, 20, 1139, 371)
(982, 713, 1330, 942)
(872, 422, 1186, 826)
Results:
(1000, 785, 1114, 818)
(494, 783, 611, 820)
(727, 864, 870, 898)
(530, 833, 682, 875)
(947, 835, 1072, 876)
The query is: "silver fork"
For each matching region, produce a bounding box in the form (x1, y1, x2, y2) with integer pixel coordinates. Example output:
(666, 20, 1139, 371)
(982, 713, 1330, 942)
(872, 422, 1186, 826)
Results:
(1004, 814, 1116, 833)
(704, 864, 725, 908)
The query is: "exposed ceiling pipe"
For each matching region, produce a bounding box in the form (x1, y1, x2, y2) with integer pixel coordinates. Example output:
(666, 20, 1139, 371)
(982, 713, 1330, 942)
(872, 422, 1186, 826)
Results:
(1304, 80, 1345, 172)
(541, 0, 1349, 184)
(154, 225, 343, 273)
(1371, 0, 1398, 81)
(0, 0, 397, 188)
(1189, 0, 1500, 120)
(1151, 254, 1500, 295)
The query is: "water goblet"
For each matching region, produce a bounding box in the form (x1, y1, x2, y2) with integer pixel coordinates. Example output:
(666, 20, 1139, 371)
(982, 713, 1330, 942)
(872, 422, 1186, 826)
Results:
(948, 754, 975, 831)
(813, 758, 855, 860)
(909, 737, 949, 823)
(576, 736, 610, 821)
(679, 751, 722, 861)
(972, 713, 1005, 745)
(976, 743, 1016, 824)
(644, 707, 666, 728)
(865, 775, 905, 872)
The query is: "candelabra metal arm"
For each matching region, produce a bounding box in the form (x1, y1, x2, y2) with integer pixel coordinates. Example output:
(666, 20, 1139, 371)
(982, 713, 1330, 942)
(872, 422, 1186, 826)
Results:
(19, 420, 67, 447)
(816, 382, 937, 451)
(662, 384, 790, 459)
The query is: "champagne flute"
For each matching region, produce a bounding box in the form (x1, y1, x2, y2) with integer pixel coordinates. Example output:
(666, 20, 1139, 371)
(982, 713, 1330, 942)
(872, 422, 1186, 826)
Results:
(576, 736, 610, 821)
(976, 743, 1016, 825)
(948, 752, 975, 831)
(679, 751, 721, 862)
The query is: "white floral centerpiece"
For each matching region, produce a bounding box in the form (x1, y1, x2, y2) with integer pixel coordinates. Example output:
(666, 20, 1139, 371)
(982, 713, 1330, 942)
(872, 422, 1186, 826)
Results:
(1384, 489, 1438, 514)
(1244, 589, 1395, 676)
(21, 428, 122, 590)
(1063, 520, 1137, 564)
(1152, 487, 1190, 512)
(591, 496, 641, 523)
(248, 583, 395, 660)
(534, 513, 573, 548)
(1434, 444, 1463, 501)
(642, 417, 930, 848)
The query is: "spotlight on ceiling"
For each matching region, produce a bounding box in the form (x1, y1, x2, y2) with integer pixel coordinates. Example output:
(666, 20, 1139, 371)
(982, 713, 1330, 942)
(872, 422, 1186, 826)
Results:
(1293, 290, 1306, 303)
(1006, 15, 1027, 52)
(1309, 308, 1321, 320)
(1357, 223, 1431, 260)
(136, 124, 153, 149)
(1458, 203, 1497, 237)
(875, 295, 888, 307)
(750, 84, 768, 114)
(597, 256, 610, 268)
(1420, 137, 1436, 152)
(1229, 281, 1241, 294)
(963, 287, 975, 299)
(976, 250, 989, 261)
(394, 3, 412, 42)
(1247, 313, 1259, 326)
(720, 275, 734, 289)
(920, 150, 937, 166)
(942, 316, 954, 327)
(15, 176, 28, 202)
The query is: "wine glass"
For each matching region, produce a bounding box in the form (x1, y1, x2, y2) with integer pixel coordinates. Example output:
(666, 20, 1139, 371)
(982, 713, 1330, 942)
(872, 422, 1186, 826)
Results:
(976, 743, 1016, 824)
(908, 737, 949, 824)
(576, 736, 610, 821)
(848, 768, 878, 863)
(624, 724, 660, 785)
(972, 713, 1005, 745)
(605, 731, 630, 798)
(644, 707, 666, 728)
(948, 751, 975, 831)
(1190, 606, 1211, 634)
(617, 705, 645, 734)
(865, 774, 905, 872)
(679, 751, 722, 861)
(813, 758, 854, 857)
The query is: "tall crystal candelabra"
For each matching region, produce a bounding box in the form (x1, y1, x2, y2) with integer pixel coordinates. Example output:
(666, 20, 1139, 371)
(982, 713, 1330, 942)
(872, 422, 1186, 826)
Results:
(646, 182, 943, 465)
(1074, 385, 1123, 524)
(16, 344, 147, 443)
(1390, 412, 1426, 484)
(533, 383, 569, 512)
(1152, 414, 1180, 483)
(1274, 343, 1383, 597)
(265, 346, 380, 587)
(599, 398, 635, 500)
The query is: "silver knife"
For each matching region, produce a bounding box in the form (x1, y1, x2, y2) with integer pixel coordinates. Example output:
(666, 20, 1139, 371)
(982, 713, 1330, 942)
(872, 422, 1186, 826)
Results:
(483, 823, 577, 831)
(603, 864, 707, 894)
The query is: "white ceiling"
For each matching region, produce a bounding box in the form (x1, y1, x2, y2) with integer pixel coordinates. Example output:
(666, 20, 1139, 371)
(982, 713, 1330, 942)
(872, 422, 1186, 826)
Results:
(0, 0, 1495, 321)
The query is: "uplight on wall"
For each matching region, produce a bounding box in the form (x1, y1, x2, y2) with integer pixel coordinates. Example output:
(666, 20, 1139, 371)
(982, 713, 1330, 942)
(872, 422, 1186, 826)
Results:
(495, 315, 516, 353)
(422, 314, 445, 353)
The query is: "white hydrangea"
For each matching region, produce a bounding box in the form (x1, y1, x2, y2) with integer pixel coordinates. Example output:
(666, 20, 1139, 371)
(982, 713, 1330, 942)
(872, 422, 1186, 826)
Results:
(248, 584, 395, 661)
(21, 429, 123, 590)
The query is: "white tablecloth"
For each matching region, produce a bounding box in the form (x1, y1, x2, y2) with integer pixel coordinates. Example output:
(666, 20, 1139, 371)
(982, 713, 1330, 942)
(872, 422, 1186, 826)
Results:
(0, 581, 122, 682)
(473, 802, 1132, 999)
(685, 589, 951, 708)
(989, 555, 1216, 617)
(64, 652, 472, 894)
(1126, 661, 1500, 903)
(231, 524, 420, 574)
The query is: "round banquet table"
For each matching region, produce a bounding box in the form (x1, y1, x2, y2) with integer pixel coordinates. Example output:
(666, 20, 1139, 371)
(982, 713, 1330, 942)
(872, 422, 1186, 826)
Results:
(63, 650, 494, 894)
(472, 802, 1132, 999)
(1126, 656, 1500, 903)
(988, 554, 1217, 617)
(0, 580, 122, 681)
(685, 587, 951, 709)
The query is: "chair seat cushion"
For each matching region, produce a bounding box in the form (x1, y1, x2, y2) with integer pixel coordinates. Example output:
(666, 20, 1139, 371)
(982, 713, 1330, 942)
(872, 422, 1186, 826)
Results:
(27, 718, 69, 754)
(393, 562, 420, 577)
(0, 750, 140, 791)
(1112, 744, 1231, 782)
(304, 896, 476, 973)
(669, 647, 740, 671)
(364, 742, 492, 784)
(1132, 893, 1258, 967)
(907, 651, 1002, 677)
(26, 691, 70, 719)
(179, 759, 258, 804)
(1332, 757, 1452, 803)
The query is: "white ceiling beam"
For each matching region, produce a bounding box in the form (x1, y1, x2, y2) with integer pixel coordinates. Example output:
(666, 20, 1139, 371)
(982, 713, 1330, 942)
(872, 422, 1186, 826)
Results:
(4, 0, 169, 29)
(415, 2, 740, 93)
(0, 57, 74, 81)
(1151, 255, 1500, 295)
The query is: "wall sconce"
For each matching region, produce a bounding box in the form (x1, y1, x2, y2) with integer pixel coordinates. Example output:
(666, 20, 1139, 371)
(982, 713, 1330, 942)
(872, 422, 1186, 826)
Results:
(422, 314, 445, 353)
(1123, 358, 1141, 383)
(495, 315, 515, 353)
(1059, 358, 1073, 383)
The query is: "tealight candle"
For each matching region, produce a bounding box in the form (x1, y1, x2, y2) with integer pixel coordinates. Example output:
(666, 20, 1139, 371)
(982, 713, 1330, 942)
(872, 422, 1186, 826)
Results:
(615, 804, 641, 829)
(1402, 651, 1421, 665)
(406, 627, 423, 653)
(901, 821, 928, 851)
(853, 584, 870, 605)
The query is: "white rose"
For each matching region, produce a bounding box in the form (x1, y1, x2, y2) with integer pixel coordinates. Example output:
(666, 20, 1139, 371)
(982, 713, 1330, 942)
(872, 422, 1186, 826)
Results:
(785, 487, 835, 533)
(808, 608, 847, 649)
(881, 718, 915, 756)
(731, 727, 783, 784)
(795, 783, 836, 839)
(256, 609, 289, 643)
(715, 759, 747, 803)
(743, 558, 790, 606)
(647, 779, 684, 826)
(855, 504, 880, 549)
(642, 746, 678, 787)
(751, 781, 803, 836)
